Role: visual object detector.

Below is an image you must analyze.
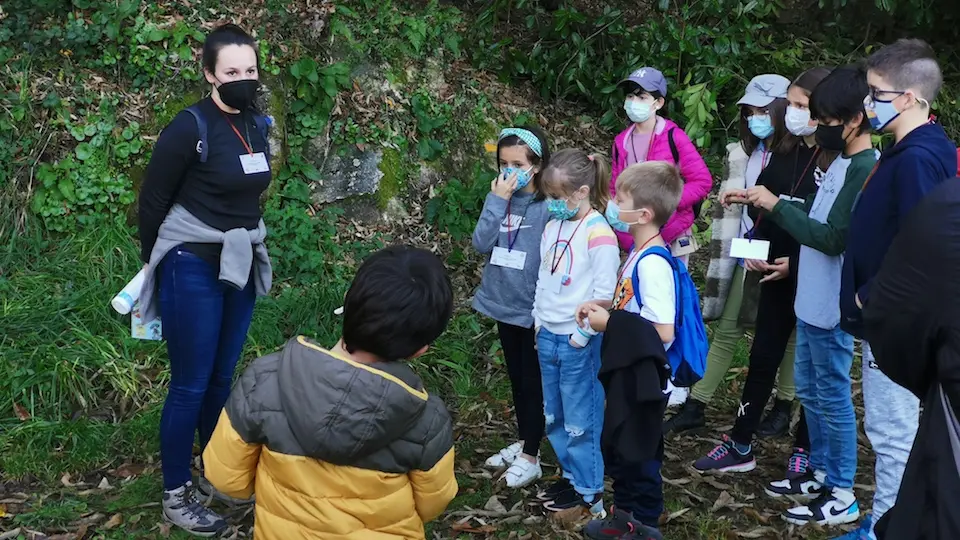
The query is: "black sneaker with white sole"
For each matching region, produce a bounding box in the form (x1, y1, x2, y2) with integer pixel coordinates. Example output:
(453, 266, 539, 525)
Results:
(162, 481, 228, 537)
(543, 489, 605, 517)
(764, 470, 823, 500)
(782, 487, 860, 526)
(536, 478, 574, 501)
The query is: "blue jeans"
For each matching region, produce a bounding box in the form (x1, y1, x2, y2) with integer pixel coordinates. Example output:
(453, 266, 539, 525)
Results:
(537, 328, 605, 497)
(793, 319, 857, 489)
(158, 247, 256, 490)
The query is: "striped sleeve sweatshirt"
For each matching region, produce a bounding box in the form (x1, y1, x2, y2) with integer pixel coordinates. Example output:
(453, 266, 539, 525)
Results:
(533, 209, 620, 335)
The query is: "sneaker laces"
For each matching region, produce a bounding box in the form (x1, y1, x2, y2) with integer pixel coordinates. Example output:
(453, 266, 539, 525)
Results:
(788, 448, 809, 475)
(707, 435, 734, 460)
(178, 488, 220, 523)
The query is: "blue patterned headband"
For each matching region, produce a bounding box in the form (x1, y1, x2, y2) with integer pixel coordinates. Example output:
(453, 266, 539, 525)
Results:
(498, 128, 543, 157)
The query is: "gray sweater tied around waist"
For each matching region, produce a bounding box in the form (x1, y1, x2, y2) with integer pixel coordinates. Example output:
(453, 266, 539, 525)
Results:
(139, 204, 272, 322)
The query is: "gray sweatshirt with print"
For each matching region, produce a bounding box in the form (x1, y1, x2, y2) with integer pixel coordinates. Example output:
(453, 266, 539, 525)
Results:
(471, 191, 550, 328)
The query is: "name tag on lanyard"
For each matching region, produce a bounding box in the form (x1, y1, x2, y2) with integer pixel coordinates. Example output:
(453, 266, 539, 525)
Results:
(240, 152, 270, 175)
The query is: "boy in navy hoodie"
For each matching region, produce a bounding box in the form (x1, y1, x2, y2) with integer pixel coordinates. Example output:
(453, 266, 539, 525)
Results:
(840, 38, 958, 540)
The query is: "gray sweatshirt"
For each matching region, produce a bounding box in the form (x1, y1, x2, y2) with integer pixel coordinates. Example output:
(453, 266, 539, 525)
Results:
(139, 204, 272, 321)
(471, 191, 549, 328)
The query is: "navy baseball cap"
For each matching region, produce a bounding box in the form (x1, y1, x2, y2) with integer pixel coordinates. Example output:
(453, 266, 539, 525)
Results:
(619, 67, 668, 97)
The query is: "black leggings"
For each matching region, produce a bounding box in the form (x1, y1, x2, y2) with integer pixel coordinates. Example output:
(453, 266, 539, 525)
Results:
(498, 322, 545, 456)
(732, 278, 797, 445)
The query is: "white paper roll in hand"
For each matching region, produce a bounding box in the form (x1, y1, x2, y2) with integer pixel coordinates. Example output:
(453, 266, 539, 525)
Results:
(111, 268, 147, 315)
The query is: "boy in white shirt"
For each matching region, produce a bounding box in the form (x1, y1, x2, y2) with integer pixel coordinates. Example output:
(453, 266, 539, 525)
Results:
(578, 161, 684, 539)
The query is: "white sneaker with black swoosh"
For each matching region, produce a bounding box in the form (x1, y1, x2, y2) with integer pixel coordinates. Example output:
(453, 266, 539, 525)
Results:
(783, 487, 859, 526)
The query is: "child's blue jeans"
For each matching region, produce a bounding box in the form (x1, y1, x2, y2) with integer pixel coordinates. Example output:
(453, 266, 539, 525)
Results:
(793, 319, 857, 489)
(537, 327, 605, 497)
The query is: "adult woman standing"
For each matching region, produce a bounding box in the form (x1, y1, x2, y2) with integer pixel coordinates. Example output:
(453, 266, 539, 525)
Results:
(138, 24, 273, 536)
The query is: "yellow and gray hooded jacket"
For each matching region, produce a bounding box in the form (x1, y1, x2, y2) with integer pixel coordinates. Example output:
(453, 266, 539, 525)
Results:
(202, 336, 458, 539)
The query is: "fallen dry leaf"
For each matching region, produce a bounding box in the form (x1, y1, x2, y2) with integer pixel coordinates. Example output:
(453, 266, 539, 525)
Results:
(662, 507, 691, 524)
(113, 463, 146, 478)
(103, 513, 123, 529)
(13, 402, 30, 421)
(483, 495, 506, 514)
(61, 473, 76, 487)
(743, 507, 770, 524)
(98, 477, 113, 490)
(711, 490, 735, 512)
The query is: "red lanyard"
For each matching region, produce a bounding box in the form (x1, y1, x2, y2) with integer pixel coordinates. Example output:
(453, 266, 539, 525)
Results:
(789, 147, 820, 197)
(550, 213, 588, 275)
(858, 161, 882, 194)
(221, 111, 254, 155)
(616, 234, 659, 284)
(629, 126, 657, 163)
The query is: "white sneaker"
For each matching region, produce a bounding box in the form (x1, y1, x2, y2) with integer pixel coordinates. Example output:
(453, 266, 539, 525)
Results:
(502, 457, 542, 488)
(162, 481, 228, 537)
(484, 442, 522, 468)
(783, 487, 859, 526)
(667, 384, 690, 408)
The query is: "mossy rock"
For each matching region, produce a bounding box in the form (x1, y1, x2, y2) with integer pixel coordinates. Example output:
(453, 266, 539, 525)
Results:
(150, 87, 205, 133)
(377, 147, 407, 209)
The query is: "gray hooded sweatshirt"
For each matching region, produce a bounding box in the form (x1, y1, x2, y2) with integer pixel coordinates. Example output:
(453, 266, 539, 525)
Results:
(471, 191, 550, 328)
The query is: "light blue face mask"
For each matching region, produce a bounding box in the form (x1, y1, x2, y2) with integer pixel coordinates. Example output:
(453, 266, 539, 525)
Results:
(748, 115, 775, 139)
(604, 200, 641, 232)
(865, 96, 902, 132)
(547, 197, 580, 220)
(501, 166, 535, 190)
(624, 100, 653, 123)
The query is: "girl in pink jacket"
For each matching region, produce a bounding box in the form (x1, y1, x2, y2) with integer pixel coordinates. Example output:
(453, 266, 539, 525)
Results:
(610, 67, 713, 260)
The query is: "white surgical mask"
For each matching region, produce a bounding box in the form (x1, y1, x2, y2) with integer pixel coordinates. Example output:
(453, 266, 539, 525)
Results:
(785, 106, 817, 136)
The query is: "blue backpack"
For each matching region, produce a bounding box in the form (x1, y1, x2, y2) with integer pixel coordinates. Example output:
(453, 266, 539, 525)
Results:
(184, 105, 272, 163)
(631, 245, 709, 387)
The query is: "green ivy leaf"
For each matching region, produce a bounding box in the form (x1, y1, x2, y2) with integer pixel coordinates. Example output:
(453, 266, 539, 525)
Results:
(58, 177, 77, 202)
(75, 143, 94, 161)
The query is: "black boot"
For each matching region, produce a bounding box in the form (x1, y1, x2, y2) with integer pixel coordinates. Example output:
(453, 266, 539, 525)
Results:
(757, 399, 792, 438)
(663, 399, 706, 435)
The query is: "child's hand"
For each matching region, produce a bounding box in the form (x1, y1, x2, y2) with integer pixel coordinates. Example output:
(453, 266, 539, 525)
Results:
(575, 301, 601, 326)
(743, 259, 768, 273)
(491, 171, 518, 200)
(759, 256, 789, 283)
(720, 189, 749, 208)
(745, 186, 779, 211)
(584, 305, 610, 333)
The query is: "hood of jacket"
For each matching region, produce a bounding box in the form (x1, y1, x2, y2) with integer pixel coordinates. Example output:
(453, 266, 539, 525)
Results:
(277, 336, 431, 464)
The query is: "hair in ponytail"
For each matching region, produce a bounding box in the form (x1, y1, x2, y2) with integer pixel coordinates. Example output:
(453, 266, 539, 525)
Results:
(542, 149, 611, 212)
(589, 153, 611, 212)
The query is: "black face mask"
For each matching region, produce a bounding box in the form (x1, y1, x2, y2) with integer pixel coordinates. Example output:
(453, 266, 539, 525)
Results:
(815, 123, 849, 152)
(216, 79, 260, 111)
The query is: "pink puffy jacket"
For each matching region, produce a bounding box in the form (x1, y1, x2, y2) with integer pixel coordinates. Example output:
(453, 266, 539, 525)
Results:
(610, 118, 713, 250)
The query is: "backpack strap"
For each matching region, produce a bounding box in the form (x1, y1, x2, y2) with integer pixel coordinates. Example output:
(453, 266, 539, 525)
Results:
(184, 105, 208, 163)
(667, 128, 680, 165)
(251, 112, 272, 161)
(631, 245, 681, 326)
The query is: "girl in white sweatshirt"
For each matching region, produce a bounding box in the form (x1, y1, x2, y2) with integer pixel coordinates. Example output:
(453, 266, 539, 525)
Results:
(532, 148, 620, 517)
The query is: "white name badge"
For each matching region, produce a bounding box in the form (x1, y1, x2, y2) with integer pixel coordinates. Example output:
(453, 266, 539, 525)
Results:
(240, 152, 270, 175)
(491, 246, 526, 270)
(729, 238, 771, 260)
(778, 193, 805, 203)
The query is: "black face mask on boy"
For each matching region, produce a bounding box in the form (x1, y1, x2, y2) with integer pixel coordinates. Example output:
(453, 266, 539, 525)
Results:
(815, 123, 849, 152)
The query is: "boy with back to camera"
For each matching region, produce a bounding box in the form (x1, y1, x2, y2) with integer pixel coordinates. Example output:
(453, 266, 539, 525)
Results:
(576, 161, 685, 540)
(202, 245, 458, 540)
(840, 39, 957, 540)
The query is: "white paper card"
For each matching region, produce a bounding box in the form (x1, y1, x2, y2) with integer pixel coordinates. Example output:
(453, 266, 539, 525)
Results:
(491, 246, 526, 270)
(240, 152, 270, 175)
(778, 193, 805, 203)
(131, 301, 162, 341)
(729, 238, 770, 260)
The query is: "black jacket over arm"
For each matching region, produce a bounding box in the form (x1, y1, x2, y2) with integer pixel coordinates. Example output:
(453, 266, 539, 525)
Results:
(864, 178, 960, 540)
(598, 311, 671, 465)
